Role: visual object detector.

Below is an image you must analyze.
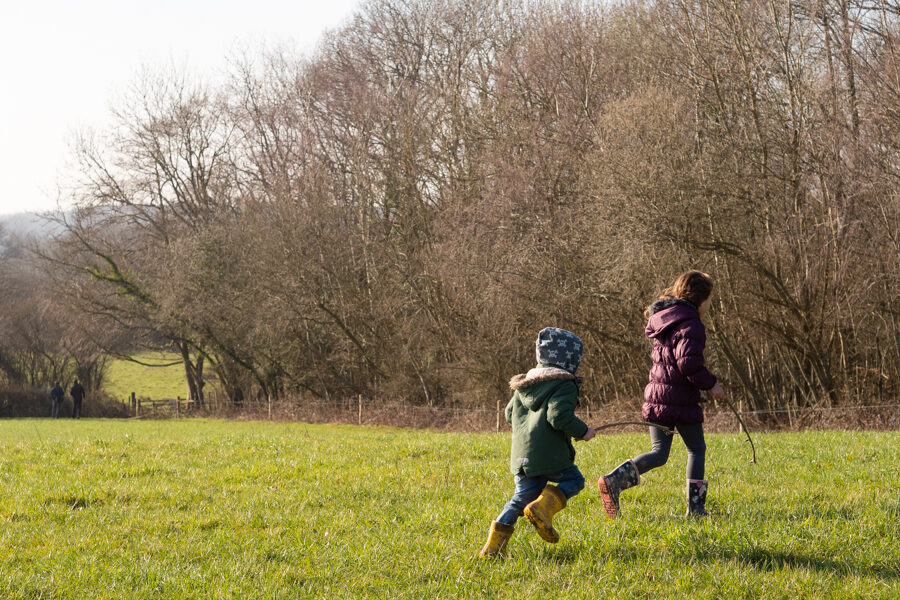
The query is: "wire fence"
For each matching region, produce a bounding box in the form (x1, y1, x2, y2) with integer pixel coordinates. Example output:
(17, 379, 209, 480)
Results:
(127, 395, 900, 433)
(5, 382, 896, 431)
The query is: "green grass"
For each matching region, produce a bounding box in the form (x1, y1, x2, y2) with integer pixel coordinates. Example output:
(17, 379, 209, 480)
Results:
(0, 421, 897, 599)
(103, 352, 187, 401)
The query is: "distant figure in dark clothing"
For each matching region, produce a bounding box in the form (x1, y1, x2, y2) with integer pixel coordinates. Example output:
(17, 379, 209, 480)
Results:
(70, 380, 85, 419)
(49, 382, 64, 418)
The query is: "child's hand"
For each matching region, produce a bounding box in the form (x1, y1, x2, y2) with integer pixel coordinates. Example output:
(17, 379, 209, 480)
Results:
(580, 427, 596, 442)
(709, 384, 725, 400)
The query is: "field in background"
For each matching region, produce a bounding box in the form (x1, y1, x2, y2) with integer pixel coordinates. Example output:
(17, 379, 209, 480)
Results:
(0, 421, 897, 599)
(102, 352, 187, 402)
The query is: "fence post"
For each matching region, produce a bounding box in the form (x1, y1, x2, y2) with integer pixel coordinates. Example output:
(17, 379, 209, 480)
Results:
(358, 394, 363, 426)
(176, 396, 181, 418)
(268, 394, 272, 420)
(496, 399, 501, 432)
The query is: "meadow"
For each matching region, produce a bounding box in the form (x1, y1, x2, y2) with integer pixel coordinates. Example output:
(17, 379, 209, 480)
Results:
(0, 420, 897, 599)
(102, 353, 189, 402)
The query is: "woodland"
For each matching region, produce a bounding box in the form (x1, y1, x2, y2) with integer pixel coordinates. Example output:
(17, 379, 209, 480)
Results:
(1, 0, 898, 420)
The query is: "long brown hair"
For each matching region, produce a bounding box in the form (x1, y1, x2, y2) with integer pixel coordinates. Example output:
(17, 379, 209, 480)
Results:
(646, 271, 714, 317)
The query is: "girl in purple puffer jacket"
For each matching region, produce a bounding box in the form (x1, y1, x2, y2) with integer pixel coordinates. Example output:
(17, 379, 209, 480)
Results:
(597, 271, 725, 517)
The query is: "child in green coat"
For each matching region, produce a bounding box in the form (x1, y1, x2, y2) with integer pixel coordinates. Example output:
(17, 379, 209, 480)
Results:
(479, 327, 597, 558)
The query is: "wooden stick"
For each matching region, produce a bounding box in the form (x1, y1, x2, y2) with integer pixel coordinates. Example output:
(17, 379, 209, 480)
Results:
(591, 421, 675, 435)
(713, 392, 757, 464)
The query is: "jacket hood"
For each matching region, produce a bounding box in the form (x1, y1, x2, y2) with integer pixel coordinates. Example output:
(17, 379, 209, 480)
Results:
(645, 299, 699, 339)
(509, 366, 578, 411)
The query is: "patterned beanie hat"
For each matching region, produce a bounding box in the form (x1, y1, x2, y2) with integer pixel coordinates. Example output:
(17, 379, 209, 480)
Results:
(535, 327, 583, 374)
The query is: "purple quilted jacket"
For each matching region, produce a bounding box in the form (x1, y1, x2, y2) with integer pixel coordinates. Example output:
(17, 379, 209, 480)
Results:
(641, 299, 717, 424)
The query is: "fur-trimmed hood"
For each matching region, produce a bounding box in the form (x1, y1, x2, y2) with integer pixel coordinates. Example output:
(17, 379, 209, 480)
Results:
(647, 297, 697, 316)
(509, 366, 580, 391)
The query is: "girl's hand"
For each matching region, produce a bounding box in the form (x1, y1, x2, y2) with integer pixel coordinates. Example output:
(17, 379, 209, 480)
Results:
(709, 384, 725, 400)
(580, 427, 596, 442)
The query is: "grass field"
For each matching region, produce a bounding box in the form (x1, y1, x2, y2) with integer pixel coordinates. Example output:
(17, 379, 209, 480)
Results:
(102, 353, 188, 402)
(0, 420, 897, 599)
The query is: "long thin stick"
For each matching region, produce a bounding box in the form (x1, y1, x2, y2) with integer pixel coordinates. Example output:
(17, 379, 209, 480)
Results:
(592, 421, 674, 435)
(717, 394, 757, 463)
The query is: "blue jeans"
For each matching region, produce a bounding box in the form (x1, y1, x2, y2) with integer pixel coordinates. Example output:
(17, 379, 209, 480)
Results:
(496, 465, 585, 526)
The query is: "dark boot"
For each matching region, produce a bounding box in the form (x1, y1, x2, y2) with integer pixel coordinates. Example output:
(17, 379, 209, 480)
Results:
(597, 459, 640, 519)
(686, 479, 709, 517)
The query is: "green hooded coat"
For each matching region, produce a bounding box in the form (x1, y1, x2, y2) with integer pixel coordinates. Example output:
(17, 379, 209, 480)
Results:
(505, 365, 589, 477)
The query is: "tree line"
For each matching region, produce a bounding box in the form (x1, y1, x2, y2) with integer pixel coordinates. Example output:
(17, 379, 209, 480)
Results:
(3, 0, 898, 418)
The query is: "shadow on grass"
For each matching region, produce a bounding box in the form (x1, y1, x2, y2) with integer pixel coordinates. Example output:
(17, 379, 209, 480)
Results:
(731, 546, 900, 581)
(597, 537, 900, 582)
(662, 541, 900, 582)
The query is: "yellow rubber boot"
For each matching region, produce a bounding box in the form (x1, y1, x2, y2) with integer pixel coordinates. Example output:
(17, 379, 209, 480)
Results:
(523, 485, 567, 543)
(478, 521, 515, 558)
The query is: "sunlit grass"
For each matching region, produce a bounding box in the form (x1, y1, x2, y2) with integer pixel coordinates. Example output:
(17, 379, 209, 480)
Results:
(0, 421, 897, 598)
(102, 352, 187, 402)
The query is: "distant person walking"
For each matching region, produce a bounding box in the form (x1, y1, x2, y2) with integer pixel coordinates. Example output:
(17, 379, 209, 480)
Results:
(49, 382, 64, 418)
(70, 379, 85, 419)
(597, 271, 725, 518)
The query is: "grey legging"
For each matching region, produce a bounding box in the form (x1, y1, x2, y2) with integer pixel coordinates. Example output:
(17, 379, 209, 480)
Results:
(633, 422, 706, 480)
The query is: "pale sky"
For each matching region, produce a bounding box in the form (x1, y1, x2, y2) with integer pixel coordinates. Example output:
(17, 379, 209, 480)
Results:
(0, 0, 362, 216)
